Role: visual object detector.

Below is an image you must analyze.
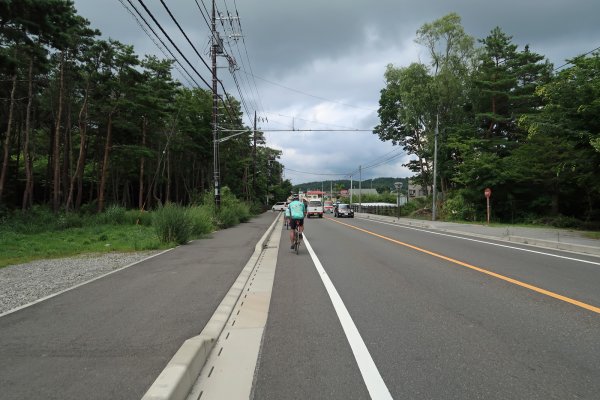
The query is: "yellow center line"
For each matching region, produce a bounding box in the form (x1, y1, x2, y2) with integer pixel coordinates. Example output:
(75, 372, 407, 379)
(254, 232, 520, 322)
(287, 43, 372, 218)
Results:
(326, 217, 600, 315)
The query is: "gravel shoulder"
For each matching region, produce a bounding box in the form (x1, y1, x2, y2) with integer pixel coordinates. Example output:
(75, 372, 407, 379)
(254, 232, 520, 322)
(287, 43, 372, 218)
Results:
(0, 251, 163, 315)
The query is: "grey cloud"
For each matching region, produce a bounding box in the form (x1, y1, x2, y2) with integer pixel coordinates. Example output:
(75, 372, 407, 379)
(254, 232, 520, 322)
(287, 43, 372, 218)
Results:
(73, 0, 600, 184)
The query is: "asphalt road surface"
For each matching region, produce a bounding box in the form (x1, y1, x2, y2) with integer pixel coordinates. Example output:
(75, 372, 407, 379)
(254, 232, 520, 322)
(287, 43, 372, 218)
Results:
(253, 215, 600, 399)
(2, 212, 599, 399)
(0, 213, 276, 400)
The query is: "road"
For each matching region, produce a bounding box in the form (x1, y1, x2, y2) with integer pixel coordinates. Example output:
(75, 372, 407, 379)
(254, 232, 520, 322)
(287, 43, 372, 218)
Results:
(0, 213, 276, 400)
(1, 212, 599, 399)
(252, 214, 600, 399)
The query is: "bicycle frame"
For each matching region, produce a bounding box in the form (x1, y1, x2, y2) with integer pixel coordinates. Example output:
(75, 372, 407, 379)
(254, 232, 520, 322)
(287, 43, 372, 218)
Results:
(293, 225, 300, 254)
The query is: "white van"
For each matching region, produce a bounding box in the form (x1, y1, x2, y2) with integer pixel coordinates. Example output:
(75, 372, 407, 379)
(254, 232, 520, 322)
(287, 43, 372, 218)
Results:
(307, 199, 324, 218)
(271, 202, 287, 212)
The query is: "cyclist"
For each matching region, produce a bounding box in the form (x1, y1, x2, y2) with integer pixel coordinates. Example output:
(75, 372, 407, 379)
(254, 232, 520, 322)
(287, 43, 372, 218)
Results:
(283, 203, 291, 229)
(288, 195, 306, 249)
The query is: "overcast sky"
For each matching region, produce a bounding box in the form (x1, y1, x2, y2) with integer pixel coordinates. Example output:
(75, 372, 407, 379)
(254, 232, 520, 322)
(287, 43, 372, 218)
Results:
(72, 0, 600, 185)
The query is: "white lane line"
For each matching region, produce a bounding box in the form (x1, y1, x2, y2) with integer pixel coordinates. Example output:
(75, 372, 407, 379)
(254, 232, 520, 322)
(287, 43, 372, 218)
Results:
(361, 218, 600, 266)
(303, 234, 393, 400)
(0, 248, 174, 318)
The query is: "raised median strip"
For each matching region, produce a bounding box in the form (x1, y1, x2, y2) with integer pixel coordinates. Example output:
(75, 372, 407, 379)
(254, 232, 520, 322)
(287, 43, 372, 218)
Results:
(141, 214, 280, 400)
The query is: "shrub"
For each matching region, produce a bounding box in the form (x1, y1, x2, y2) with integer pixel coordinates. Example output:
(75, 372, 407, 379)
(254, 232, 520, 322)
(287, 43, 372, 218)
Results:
(152, 204, 191, 244)
(217, 205, 240, 228)
(5, 206, 57, 233)
(57, 212, 86, 229)
(187, 205, 215, 236)
(249, 201, 266, 214)
(97, 205, 127, 225)
(533, 215, 583, 229)
(403, 197, 427, 216)
(440, 194, 476, 221)
(234, 201, 251, 223)
(123, 209, 153, 226)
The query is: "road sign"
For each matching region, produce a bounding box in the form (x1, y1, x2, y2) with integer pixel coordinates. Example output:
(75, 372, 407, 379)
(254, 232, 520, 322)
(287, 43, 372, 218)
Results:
(484, 188, 492, 198)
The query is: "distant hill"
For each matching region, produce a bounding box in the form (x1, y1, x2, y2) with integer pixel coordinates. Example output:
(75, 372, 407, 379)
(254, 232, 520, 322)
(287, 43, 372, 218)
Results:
(292, 177, 409, 194)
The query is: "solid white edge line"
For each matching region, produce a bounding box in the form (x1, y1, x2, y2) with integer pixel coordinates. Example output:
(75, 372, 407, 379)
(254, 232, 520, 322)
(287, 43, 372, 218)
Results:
(303, 234, 393, 400)
(360, 218, 600, 267)
(0, 248, 174, 318)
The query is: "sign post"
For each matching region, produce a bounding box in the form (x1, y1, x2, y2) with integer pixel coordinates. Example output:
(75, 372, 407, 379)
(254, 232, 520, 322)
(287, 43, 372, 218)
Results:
(394, 182, 403, 221)
(484, 188, 492, 225)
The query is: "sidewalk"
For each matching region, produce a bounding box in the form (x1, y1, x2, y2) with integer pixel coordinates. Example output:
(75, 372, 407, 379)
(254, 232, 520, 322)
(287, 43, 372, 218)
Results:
(356, 213, 600, 257)
(0, 212, 279, 400)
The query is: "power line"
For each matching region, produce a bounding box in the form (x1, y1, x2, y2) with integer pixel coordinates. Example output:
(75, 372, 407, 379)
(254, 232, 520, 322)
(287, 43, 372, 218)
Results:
(224, 0, 263, 115)
(121, 0, 201, 88)
(215, 3, 257, 126)
(348, 148, 405, 176)
(135, 0, 212, 90)
(285, 168, 350, 177)
(157, 0, 238, 121)
(261, 129, 374, 132)
(158, 0, 213, 75)
(235, 0, 266, 114)
(193, 0, 212, 31)
(262, 111, 372, 131)
(362, 148, 403, 169)
(242, 70, 377, 112)
(554, 45, 600, 71)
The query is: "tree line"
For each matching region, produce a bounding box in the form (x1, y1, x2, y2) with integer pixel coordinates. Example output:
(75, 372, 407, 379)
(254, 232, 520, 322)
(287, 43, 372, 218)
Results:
(375, 13, 600, 226)
(0, 0, 288, 214)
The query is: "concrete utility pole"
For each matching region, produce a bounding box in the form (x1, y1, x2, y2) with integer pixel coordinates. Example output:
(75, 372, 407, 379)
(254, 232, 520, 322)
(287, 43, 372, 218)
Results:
(358, 165, 362, 213)
(252, 111, 257, 199)
(432, 112, 439, 221)
(350, 175, 353, 204)
(211, 0, 220, 209)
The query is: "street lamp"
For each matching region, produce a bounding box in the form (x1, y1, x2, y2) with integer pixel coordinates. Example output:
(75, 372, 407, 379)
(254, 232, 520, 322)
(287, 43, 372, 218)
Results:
(394, 181, 403, 220)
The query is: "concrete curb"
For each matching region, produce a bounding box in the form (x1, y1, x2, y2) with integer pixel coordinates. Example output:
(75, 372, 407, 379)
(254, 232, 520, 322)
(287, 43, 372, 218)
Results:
(504, 236, 600, 256)
(358, 213, 600, 257)
(141, 214, 281, 400)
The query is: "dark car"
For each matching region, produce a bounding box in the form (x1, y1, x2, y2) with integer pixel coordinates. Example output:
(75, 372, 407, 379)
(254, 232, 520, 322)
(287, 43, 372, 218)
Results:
(334, 203, 354, 218)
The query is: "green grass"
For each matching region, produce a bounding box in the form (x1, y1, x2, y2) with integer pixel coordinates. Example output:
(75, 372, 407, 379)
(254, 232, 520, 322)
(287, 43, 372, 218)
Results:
(0, 224, 168, 269)
(0, 196, 254, 268)
(584, 231, 600, 240)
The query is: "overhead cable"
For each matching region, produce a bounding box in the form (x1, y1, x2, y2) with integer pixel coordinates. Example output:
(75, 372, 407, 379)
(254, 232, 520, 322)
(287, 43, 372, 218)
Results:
(135, 0, 212, 90)
(121, 0, 200, 88)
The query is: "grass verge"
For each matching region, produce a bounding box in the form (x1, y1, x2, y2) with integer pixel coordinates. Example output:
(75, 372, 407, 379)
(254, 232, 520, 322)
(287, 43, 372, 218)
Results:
(0, 224, 168, 269)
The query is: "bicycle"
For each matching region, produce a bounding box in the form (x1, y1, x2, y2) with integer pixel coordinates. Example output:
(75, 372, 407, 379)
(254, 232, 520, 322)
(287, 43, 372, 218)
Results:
(293, 224, 301, 254)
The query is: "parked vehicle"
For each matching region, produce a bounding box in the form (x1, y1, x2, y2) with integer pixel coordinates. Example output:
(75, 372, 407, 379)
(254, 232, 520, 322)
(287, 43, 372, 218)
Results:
(271, 202, 287, 212)
(324, 200, 334, 213)
(307, 199, 324, 218)
(334, 203, 354, 218)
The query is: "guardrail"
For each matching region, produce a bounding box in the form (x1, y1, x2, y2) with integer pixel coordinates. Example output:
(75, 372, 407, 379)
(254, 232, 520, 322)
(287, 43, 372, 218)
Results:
(350, 204, 400, 217)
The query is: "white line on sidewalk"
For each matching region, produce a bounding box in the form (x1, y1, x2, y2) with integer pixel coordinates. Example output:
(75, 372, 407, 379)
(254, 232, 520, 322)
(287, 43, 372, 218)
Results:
(303, 234, 393, 400)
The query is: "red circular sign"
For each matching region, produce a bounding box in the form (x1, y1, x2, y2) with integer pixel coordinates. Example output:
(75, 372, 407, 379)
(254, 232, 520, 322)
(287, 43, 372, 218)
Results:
(484, 188, 492, 198)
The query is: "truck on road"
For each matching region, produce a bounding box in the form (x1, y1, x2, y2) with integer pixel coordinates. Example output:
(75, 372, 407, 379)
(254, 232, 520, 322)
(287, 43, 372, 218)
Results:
(307, 199, 324, 218)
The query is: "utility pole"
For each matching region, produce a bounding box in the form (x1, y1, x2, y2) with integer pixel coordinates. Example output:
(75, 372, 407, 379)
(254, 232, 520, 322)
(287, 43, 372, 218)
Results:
(252, 110, 257, 200)
(211, 0, 220, 209)
(432, 112, 439, 220)
(350, 175, 353, 204)
(358, 165, 362, 213)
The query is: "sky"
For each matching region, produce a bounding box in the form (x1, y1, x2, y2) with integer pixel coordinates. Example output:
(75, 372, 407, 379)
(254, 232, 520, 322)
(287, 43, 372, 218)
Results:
(72, 0, 600, 185)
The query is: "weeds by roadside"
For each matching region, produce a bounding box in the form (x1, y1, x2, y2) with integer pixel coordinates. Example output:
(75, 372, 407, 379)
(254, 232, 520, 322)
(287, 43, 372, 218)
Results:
(0, 190, 256, 268)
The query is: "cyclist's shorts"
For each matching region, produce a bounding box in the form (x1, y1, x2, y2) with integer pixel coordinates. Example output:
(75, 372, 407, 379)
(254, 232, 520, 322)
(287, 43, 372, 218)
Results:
(290, 218, 304, 229)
